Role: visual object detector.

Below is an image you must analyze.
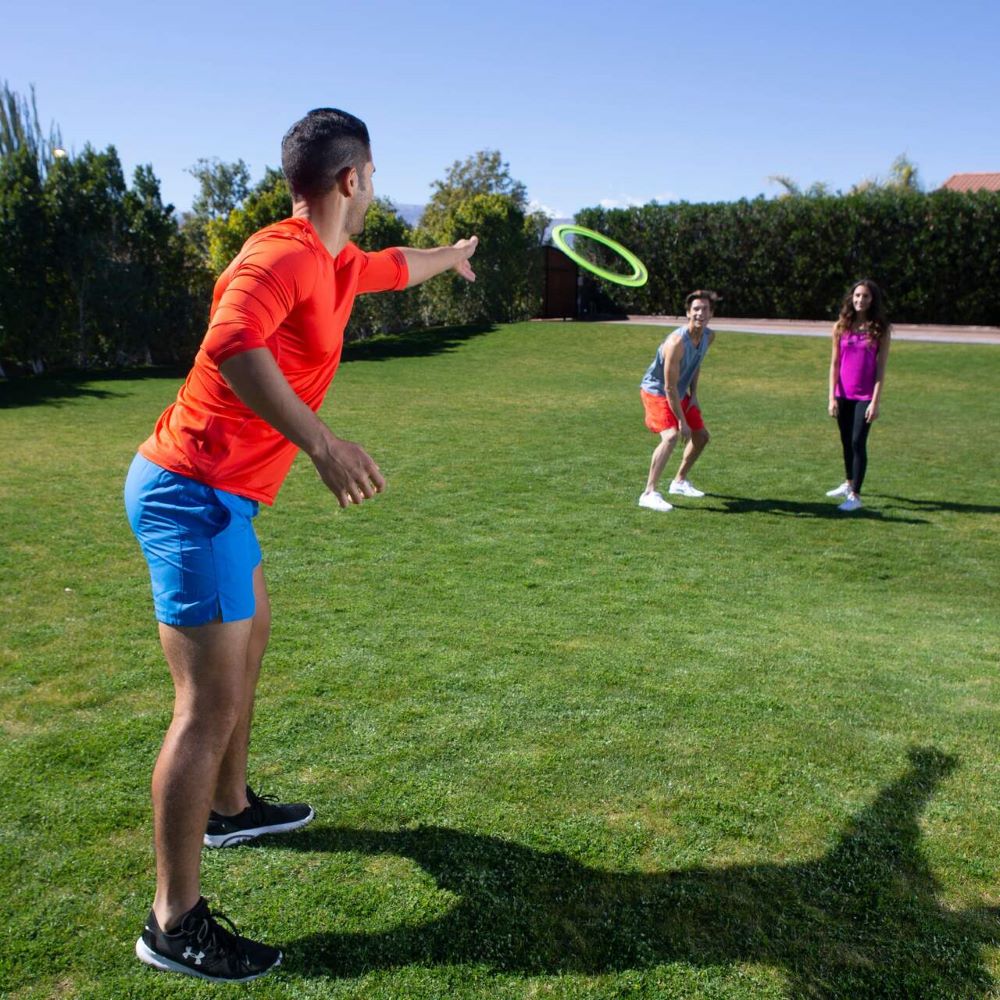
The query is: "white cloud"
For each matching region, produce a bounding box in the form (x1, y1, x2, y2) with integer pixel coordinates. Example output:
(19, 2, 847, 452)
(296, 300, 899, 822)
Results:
(528, 198, 566, 218)
(598, 196, 642, 209)
(598, 192, 678, 209)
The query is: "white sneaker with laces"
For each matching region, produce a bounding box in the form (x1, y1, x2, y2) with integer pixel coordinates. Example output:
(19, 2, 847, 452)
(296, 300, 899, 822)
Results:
(826, 482, 851, 497)
(638, 491, 673, 512)
(668, 479, 705, 498)
(838, 493, 862, 512)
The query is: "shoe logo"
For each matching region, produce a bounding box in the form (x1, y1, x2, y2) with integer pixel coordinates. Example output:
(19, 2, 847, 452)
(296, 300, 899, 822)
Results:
(183, 946, 206, 965)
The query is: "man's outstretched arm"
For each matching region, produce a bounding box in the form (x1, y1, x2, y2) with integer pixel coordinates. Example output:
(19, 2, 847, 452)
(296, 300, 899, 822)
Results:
(399, 236, 478, 287)
(218, 348, 384, 508)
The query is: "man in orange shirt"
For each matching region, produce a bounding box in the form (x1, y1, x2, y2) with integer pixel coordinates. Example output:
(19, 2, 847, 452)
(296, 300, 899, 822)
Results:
(125, 108, 478, 982)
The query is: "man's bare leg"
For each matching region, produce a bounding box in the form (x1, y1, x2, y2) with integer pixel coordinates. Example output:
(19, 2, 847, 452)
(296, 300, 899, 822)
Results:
(151, 616, 254, 931)
(644, 428, 681, 494)
(212, 565, 271, 816)
(675, 427, 710, 483)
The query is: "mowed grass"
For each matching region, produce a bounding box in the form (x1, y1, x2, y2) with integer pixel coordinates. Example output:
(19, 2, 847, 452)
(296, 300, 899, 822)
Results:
(0, 321, 998, 999)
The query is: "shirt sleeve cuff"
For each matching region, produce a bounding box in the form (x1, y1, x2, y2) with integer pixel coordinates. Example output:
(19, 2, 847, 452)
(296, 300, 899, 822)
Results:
(389, 247, 409, 290)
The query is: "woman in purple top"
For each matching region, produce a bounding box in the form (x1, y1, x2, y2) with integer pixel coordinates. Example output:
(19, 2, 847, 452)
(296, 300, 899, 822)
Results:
(826, 279, 892, 512)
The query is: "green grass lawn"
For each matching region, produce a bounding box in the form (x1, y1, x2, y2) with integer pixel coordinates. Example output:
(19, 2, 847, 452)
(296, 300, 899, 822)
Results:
(1, 321, 998, 999)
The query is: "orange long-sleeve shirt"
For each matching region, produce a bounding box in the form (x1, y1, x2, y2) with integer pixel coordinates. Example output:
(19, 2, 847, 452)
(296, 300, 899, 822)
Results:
(139, 217, 408, 504)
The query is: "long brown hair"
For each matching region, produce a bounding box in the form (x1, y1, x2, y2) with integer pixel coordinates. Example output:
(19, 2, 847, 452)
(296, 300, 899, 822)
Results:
(833, 279, 891, 343)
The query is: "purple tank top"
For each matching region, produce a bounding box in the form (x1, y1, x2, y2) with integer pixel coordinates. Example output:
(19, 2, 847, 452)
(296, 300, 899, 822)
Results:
(836, 332, 879, 400)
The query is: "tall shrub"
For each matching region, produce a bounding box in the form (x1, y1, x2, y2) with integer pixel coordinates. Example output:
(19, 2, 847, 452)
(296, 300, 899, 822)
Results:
(576, 192, 1000, 325)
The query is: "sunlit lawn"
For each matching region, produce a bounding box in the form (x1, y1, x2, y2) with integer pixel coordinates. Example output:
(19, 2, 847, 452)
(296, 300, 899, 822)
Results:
(1, 321, 998, 999)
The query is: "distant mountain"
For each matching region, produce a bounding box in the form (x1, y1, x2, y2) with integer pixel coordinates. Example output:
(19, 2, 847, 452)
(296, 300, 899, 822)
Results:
(392, 203, 426, 227)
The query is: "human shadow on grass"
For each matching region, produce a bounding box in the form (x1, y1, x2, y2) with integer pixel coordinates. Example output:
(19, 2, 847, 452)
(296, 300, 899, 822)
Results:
(283, 748, 998, 997)
(876, 495, 1000, 517)
(340, 322, 496, 364)
(702, 494, 929, 525)
(0, 366, 186, 409)
(0, 323, 496, 405)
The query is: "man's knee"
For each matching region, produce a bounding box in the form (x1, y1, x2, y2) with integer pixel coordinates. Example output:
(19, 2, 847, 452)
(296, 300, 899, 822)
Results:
(694, 427, 710, 448)
(171, 698, 244, 750)
(169, 670, 249, 736)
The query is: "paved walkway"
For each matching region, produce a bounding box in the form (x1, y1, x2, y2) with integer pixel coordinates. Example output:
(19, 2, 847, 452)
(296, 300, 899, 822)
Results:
(617, 315, 1000, 345)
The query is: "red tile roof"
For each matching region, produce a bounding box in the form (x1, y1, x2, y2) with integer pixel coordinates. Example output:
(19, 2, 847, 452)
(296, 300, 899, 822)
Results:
(940, 173, 1000, 192)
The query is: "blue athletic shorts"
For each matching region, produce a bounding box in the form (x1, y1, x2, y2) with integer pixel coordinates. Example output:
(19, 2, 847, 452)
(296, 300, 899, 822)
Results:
(124, 453, 261, 626)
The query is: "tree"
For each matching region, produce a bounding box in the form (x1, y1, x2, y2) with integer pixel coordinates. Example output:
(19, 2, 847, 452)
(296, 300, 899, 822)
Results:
(773, 155, 924, 199)
(576, 190, 1000, 324)
(359, 196, 412, 251)
(206, 173, 419, 340)
(886, 154, 921, 193)
(415, 150, 546, 326)
(0, 82, 63, 373)
(0, 146, 50, 372)
(44, 145, 131, 366)
(0, 83, 226, 372)
(347, 197, 417, 339)
(417, 193, 546, 325)
(183, 157, 252, 261)
(38, 150, 212, 369)
(0, 81, 63, 177)
(188, 157, 251, 220)
(421, 150, 529, 229)
(205, 167, 290, 274)
(121, 164, 211, 364)
(767, 174, 802, 198)
(768, 174, 832, 198)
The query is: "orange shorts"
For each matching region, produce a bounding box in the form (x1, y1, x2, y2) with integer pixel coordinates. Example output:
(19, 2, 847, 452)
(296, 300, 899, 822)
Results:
(640, 390, 705, 434)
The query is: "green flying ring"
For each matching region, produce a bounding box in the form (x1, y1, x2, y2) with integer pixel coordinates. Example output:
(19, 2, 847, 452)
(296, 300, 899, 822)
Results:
(551, 224, 648, 287)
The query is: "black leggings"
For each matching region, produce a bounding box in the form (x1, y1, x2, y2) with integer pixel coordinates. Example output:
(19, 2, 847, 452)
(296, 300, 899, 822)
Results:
(836, 397, 872, 493)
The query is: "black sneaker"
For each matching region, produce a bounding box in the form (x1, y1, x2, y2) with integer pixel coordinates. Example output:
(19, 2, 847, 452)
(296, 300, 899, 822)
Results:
(135, 897, 281, 982)
(204, 785, 315, 848)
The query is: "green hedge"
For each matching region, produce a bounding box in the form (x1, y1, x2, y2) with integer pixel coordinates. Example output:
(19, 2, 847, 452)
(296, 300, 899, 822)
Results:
(575, 191, 1000, 325)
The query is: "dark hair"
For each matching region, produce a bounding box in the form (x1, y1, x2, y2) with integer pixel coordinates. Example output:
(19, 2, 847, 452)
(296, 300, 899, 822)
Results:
(281, 108, 371, 200)
(834, 279, 891, 343)
(684, 289, 720, 312)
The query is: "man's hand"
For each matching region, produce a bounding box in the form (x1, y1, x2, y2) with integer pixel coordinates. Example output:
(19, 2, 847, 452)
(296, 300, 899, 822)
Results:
(309, 434, 386, 508)
(452, 236, 478, 282)
(678, 419, 692, 440)
(401, 237, 479, 288)
(219, 348, 385, 509)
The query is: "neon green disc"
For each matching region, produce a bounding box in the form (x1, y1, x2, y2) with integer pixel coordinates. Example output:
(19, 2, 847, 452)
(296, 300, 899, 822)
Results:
(551, 224, 648, 287)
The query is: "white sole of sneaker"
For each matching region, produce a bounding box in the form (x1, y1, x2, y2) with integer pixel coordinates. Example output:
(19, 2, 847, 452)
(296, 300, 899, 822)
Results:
(203, 807, 315, 848)
(135, 937, 282, 982)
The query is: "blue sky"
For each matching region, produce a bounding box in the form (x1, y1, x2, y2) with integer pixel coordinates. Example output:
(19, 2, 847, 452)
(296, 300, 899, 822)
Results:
(5, 0, 999, 218)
